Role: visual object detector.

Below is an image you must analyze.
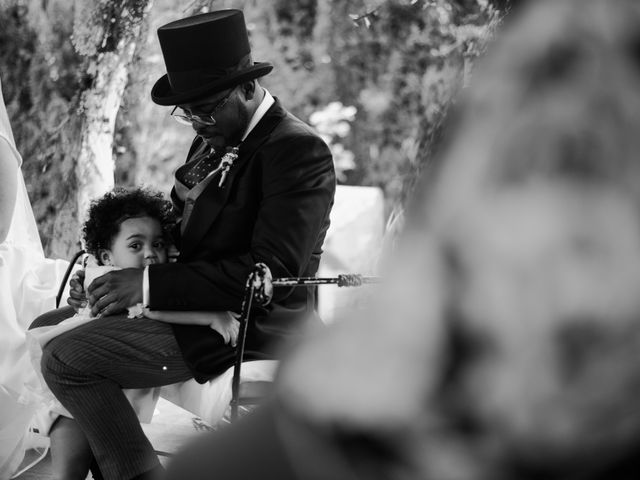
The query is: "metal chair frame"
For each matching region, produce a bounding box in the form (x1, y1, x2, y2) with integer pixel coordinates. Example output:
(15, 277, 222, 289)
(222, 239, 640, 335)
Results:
(56, 250, 86, 308)
(229, 263, 381, 421)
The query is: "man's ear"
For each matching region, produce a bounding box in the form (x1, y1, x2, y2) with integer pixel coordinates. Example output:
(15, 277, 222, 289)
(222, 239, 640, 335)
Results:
(98, 249, 113, 266)
(241, 80, 256, 100)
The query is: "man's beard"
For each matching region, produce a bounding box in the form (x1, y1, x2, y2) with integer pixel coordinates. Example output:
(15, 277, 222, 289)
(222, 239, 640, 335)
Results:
(200, 103, 250, 151)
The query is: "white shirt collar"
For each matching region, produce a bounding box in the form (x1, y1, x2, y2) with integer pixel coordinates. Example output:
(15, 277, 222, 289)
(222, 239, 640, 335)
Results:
(240, 89, 275, 142)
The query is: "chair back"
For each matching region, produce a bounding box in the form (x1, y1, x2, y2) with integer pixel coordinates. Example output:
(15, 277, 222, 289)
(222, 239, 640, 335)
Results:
(56, 250, 86, 308)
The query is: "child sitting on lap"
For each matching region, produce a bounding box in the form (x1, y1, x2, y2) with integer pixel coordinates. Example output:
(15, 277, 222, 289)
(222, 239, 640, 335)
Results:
(28, 187, 238, 480)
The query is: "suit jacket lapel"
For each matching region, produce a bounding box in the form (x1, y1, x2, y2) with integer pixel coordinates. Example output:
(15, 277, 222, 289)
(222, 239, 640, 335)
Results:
(179, 99, 287, 258)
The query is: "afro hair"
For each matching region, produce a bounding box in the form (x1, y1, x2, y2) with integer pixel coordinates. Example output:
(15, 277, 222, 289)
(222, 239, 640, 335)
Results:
(82, 187, 175, 263)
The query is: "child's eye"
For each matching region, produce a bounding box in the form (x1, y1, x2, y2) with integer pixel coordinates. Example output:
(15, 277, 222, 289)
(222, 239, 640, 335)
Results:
(129, 243, 141, 251)
(153, 240, 166, 249)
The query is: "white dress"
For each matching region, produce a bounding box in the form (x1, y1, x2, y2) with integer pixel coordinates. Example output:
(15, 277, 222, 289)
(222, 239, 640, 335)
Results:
(0, 78, 68, 478)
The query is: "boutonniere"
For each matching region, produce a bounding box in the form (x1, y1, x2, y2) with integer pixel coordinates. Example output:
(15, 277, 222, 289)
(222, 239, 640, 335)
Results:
(216, 146, 239, 188)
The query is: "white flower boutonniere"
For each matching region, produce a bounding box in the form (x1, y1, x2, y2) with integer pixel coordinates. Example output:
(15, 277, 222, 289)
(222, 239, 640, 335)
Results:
(215, 146, 240, 188)
(127, 303, 145, 319)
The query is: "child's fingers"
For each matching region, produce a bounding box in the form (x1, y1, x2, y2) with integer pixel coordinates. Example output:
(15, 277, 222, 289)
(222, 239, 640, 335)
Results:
(219, 324, 230, 344)
(229, 322, 239, 347)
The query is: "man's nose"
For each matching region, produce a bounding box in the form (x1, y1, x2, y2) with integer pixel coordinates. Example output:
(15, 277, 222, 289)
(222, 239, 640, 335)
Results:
(194, 125, 211, 136)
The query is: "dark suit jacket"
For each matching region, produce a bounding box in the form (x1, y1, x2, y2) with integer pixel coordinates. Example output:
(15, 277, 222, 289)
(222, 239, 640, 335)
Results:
(148, 99, 336, 382)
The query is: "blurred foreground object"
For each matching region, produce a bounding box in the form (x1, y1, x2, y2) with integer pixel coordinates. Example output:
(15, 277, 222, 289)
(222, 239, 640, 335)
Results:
(166, 1, 640, 479)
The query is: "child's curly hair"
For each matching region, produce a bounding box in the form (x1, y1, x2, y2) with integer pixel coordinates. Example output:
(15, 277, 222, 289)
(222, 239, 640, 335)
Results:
(82, 187, 175, 262)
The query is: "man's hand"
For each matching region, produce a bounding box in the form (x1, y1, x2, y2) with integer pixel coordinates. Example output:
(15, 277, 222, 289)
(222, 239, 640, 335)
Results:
(87, 268, 143, 317)
(67, 270, 87, 311)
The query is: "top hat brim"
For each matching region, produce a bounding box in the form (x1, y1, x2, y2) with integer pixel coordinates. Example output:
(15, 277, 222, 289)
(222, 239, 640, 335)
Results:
(151, 62, 273, 106)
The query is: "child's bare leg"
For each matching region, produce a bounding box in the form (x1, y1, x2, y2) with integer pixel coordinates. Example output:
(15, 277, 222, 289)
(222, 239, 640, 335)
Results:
(49, 416, 94, 480)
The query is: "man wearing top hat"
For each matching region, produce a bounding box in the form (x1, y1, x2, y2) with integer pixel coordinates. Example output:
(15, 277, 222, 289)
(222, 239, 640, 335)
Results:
(34, 9, 336, 480)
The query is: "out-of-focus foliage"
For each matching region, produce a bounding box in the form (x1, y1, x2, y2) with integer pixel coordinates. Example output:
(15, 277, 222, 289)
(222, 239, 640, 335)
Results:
(0, 0, 150, 258)
(120, 0, 499, 214)
(309, 102, 357, 182)
(348, 0, 499, 213)
(73, 0, 149, 56)
(0, 0, 86, 255)
(1, 0, 502, 254)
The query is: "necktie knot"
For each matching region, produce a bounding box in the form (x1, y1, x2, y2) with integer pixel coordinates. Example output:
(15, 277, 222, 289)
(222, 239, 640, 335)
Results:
(177, 144, 240, 190)
(179, 150, 222, 189)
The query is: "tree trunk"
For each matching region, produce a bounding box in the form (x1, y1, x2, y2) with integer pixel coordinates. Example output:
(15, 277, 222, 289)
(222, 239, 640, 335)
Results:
(47, 0, 152, 258)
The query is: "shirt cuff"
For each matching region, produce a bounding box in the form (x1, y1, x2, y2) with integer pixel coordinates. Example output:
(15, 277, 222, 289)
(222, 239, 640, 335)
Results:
(143, 266, 150, 307)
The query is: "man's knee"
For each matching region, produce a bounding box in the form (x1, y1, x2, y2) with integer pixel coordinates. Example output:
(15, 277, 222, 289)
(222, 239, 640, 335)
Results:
(40, 341, 64, 382)
(40, 334, 80, 384)
(30, 305, 75, 329)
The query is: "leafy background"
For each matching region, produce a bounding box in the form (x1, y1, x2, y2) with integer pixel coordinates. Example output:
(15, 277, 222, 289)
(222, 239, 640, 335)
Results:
(0, 0, 502, 257)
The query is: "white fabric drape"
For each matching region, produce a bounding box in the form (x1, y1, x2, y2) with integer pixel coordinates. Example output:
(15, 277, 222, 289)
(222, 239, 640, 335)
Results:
(0, 76, 68, 478)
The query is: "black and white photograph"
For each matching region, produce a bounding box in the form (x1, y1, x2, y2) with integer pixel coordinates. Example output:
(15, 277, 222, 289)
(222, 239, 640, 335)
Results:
(1, 0, 639, 479)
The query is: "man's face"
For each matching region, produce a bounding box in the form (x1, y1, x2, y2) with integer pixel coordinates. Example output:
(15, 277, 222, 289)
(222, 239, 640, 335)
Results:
(176, 86, 249, 150)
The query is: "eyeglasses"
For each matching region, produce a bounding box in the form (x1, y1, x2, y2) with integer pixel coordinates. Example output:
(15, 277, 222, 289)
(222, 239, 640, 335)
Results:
(171, 87, 236, 126)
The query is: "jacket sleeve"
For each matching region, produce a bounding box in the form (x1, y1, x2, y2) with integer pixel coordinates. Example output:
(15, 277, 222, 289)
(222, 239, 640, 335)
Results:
(148, 130, 336, 312)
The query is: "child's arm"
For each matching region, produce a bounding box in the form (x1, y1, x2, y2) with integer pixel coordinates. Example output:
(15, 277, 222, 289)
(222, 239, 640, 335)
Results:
(142, 308, 239, 346)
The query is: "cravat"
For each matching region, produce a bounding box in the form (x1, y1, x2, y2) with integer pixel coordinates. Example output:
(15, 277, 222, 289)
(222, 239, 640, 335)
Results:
(180, 150, 222, 189)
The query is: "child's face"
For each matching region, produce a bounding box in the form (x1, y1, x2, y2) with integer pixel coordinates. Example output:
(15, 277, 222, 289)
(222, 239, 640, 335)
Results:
(99, 216, 168, 268)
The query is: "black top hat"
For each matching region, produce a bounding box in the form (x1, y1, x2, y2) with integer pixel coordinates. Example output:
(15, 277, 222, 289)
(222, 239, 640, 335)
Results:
(151, 10, 273, 106)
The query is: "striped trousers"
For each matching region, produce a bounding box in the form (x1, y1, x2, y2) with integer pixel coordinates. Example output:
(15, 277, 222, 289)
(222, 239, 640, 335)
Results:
(31, 308, 193, 480)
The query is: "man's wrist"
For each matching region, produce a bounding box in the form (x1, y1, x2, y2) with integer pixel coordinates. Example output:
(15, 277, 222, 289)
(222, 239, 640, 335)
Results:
(143, 265, 150, 307)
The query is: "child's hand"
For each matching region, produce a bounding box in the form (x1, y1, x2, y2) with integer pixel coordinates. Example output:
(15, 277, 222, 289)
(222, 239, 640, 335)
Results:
(209, 314, 240, 347)
(67, 270, 87, 312)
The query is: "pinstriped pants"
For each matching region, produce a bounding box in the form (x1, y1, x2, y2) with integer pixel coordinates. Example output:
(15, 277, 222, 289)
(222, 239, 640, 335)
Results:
(33, 308, 193, 480)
